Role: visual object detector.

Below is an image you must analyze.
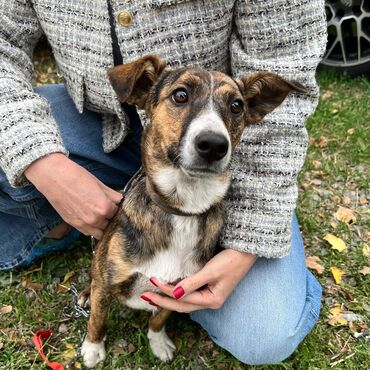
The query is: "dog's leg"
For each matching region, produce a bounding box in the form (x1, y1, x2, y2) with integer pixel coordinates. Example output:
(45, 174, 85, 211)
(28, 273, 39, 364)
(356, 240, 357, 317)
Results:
(81, 281, 108, 368)
(78, 284, 91, 308)
(147, 308, 175, 362)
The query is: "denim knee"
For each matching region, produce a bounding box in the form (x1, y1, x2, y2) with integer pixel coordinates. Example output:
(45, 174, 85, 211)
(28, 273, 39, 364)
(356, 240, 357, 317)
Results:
(209, 273, 322, 365)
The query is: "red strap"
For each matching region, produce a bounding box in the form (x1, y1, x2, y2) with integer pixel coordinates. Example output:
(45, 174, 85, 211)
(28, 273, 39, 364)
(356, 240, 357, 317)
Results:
(32, 330, 65, 370)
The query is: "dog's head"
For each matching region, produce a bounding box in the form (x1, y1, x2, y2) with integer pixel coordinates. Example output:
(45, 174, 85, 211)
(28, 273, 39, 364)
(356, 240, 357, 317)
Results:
(108, 55, 305, 180)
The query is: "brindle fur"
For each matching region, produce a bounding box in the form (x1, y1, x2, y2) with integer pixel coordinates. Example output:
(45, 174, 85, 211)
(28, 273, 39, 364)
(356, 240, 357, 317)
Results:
(83, 55, 306, 362)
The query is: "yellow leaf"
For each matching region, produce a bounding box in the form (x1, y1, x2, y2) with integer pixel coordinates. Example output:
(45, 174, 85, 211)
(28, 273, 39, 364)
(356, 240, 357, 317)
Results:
(306, 256, 325, 274)
(61, 343, 76, 361)
(323, 233, 346, 252)
(335, 206, 356, 223)
(359, 266, 370, 275)
(330, 221, 337, 229)
(0, 305, 12, 315)
(328, 306, 347, 326)
(57, 271, 75, 292)
(330, 266, 345, 284)
(362, 244, 370, 258)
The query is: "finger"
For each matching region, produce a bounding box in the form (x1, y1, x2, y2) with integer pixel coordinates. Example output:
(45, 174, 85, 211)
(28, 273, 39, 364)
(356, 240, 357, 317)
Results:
(172, 269, 214, 300)
(79, 225, 103, 240)
(149, 277, 218, 308)
(102, 184, 124, 205)
(93, 217, 110, 231)
(141, 292, 204, 313)
(149, 277, 175, 297)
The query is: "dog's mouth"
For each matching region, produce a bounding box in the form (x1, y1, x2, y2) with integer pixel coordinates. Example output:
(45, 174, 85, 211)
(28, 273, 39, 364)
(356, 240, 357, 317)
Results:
(180, 165, 220, 178)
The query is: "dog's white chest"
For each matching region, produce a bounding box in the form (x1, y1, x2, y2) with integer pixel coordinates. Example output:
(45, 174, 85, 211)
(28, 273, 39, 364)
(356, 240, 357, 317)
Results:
(126, 216, 200, 310)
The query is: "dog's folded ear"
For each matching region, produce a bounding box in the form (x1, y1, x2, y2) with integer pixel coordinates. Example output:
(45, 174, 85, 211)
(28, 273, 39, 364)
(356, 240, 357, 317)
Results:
(108, 55, 166, 109)
(239, 72, 307, 125)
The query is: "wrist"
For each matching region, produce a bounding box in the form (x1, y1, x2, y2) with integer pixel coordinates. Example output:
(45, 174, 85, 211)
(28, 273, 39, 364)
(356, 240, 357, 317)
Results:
(228, 249, 257, 270)
(25, 152, 69, 186)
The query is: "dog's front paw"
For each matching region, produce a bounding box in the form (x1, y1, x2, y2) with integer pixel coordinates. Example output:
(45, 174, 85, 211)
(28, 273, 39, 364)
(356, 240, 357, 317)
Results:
(81, 338, 105, 368)
(148, 328, 176, 362)
(78, 287, 91, 307)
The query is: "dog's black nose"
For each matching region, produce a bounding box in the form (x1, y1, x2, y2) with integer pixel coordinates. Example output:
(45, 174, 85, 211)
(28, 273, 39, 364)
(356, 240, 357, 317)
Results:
(195, 132, 229, 162)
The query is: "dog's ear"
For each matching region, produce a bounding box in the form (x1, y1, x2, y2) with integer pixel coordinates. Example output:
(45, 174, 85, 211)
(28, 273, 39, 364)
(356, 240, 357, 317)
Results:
(239, 72, 307, 125)
(107, 55, 166, 109)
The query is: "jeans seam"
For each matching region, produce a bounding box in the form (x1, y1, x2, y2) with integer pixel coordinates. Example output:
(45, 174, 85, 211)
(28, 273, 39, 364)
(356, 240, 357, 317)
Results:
(0, 220, 61, 270)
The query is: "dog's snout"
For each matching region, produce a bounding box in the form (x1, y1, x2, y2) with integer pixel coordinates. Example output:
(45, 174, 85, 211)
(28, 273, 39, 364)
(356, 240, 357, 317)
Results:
(195, 132, 229, 162)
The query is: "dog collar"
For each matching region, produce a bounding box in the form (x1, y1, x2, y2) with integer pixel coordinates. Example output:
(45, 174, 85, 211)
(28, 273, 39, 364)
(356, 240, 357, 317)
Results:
(145, 177, 199, 217)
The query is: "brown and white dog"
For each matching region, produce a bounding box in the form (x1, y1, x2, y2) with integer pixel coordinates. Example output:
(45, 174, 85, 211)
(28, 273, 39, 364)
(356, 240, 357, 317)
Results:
(79, 55, 305, 367)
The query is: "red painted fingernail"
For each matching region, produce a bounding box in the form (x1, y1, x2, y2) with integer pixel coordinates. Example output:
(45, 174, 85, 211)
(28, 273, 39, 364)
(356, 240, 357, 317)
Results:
(149, 278, 158, 287)
(173, 286, 185, 300)
(141, 295, 158, 307)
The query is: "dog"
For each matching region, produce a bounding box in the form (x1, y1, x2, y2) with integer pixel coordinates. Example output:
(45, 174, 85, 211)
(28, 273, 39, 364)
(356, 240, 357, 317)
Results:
(79, 55, 306, 367)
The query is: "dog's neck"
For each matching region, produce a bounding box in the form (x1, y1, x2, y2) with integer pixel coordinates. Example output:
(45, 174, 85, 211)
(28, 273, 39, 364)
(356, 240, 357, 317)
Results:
(145, 166, 230, 216)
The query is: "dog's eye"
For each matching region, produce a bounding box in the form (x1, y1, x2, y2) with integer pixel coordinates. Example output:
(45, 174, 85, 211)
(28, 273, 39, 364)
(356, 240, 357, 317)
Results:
(172, 89, 188, 104)
(230, 100, 244, 115)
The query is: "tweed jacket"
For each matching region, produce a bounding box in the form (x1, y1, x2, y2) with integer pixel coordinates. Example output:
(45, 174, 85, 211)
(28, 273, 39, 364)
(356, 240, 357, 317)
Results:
(0, 0, 327, 258)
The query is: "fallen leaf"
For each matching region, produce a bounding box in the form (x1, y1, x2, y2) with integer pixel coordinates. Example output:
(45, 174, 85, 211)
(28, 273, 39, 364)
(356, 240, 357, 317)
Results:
(342, 311, 365, 322)
(0, 305, 13, 315)
(61, 343, 76, 362)
(0, 342, 3, 350)
(324, 234, 347, 252)
(330, 221, 337, 229)
(332, 195, 340, 204)
(328, 306, 347, 326)
(312, 160, 322, 168)
(57, 270, 75, 292)
(322, 90, 333, 100)
(362, 244, 370, 258)
(311, 179, 322, 186)
(306, 256, 325, 274)
(347, 128, 355, 135)
(343, 196, 351, 205)
(335, 206, 356, 223)
(316, 136, 328, 148)
(359, 196, 367, 205)
(359, 267, 370, 275)
(21, 277, 43, 290)
(330, 266, 345, 284)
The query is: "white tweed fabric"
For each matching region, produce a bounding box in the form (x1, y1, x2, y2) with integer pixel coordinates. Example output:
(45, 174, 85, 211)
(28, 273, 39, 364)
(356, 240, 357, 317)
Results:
(0, 0, 327, 258)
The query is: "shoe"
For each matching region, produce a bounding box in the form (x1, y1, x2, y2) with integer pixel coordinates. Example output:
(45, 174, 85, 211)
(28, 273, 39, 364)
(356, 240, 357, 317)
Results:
(19, 229, 80, 268)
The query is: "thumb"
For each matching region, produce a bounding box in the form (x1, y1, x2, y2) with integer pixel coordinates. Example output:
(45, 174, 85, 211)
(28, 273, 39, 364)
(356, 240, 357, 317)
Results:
(173, 268, 213, 300)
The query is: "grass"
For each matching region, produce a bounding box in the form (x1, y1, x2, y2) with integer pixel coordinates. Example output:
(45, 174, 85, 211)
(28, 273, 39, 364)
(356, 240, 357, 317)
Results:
(0, 48, 369, 369)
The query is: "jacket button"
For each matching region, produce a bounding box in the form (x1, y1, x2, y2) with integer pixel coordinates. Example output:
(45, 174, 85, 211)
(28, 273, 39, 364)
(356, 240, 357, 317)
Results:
(117, 10, 133, 27)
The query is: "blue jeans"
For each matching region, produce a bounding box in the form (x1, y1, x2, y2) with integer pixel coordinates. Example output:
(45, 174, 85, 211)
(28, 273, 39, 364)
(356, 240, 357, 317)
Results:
(0, 84, 321, 364)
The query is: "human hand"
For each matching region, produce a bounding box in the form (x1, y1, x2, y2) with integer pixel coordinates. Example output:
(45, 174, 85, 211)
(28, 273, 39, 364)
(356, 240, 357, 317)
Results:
(25, 153, 123, 239)
(141, 249, 257, 312)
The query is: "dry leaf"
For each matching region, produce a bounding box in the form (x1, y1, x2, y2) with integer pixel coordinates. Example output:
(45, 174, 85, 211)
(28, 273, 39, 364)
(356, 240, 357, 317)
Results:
(328, 306, 347, 326)
(306, 256, 325, 274)
(21, 277, 43, 290)
(330, 221, 337, 229)
(343, 196, 351, 205)
(359, 196, 367, 205)
(312, 160, 322, 168)
(335, 206, 356, 223)
(359, 266, 370, 275)
(58, 271, 75, 292)
(324, 233, 346, 252)
(316, 136, 328, 148)
(0, 342, 3, 350)
(0, 305, 12, 315)
(322, 90, 333, 100)
(347, 128, 355, 135)
(61, 343, 76, 362)
(362, 244, 370, 258)
(311, 179, 322, 186)
(332, 195, 340, 204)
(330, 266, 345, 284)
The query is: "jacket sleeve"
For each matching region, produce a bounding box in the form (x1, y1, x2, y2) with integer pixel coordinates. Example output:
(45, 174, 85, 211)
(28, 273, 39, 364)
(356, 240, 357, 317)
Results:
(220, 0, 327, 257)
(0, 0, 68, 187)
